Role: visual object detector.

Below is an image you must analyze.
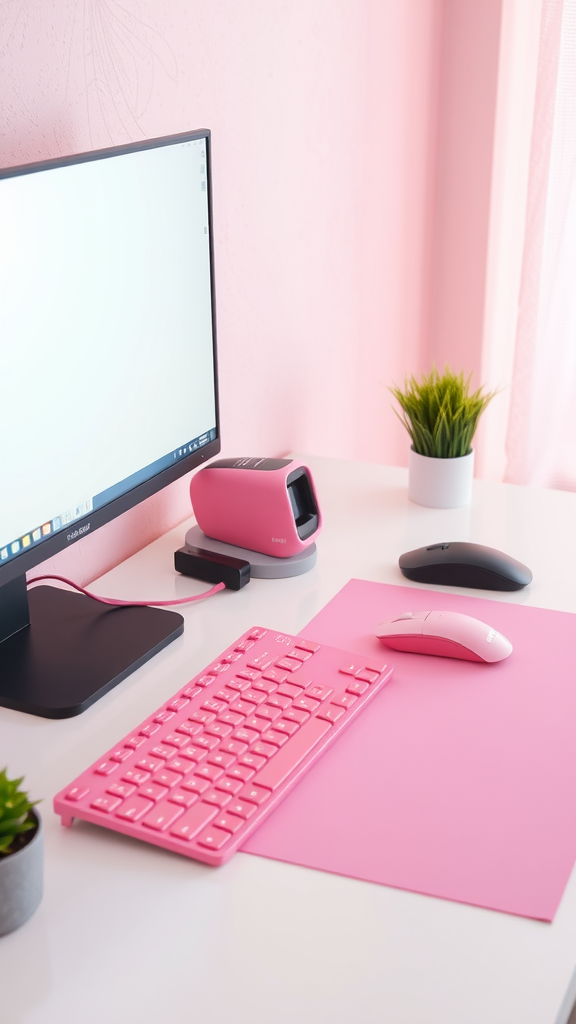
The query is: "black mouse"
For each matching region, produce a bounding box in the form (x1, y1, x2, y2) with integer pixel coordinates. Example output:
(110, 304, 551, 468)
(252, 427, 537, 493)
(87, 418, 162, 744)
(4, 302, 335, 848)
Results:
(398, 542, 532, 591)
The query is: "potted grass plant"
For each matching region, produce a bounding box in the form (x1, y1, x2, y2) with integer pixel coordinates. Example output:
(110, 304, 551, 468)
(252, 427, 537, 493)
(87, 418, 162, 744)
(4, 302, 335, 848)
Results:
(390, 366, 497, 507)
(0, 769, 43, 936)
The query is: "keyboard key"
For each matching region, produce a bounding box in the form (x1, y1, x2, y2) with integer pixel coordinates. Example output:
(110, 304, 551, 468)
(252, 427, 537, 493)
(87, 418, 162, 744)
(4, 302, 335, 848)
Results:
(238, 752, 266, 771)
(94, 760, 118, 776)
(136, 756, 164, 774)
(339, 664, 362, 676)
(260, 729, 289, 747)
(218, 738, 248, 757)
(116, 796, 154, 821)
(317, 704, 345, 724)
(217, 710, 244, 727)
(214, 777, 244, 796)
(355, 669, 380, 684)
(234, 670, 259, 684)
(203, 698, 227, 715)
(247, 655, 273, 671)
(252, 678, 278, 694)
(180, 744, 208, 762)
(65, 785, 89, 801)
(168, 789, 198, 808)
(194, 764, 224, 783)
(272, 719, 299, 738)
(138, 724, 160, 739)
(282, 707, 309, 725)
(213, 812, 244, 834)
(292, 696, 320, 713)
(197, 826, 231, 851)
(181, 777, 210, 795)
(124, 735, 146, 749)
(167, 697, 190, 712)
(163, 733, 188, 748)
(154, 768, 183, 788)
(254, 705, 283, 723)
(244, 716, 270, 733)
(204, 722, 233, 739)
(181, 685, 202, 699)
(166, 758, 195, 775)
(154, 710, 176, 724)
(142, 800, 184, 832)
(169, 803, 217, 840)
(242, 689, 268, 705)
(150, 745, 176, 760)
(90, 794, 121, 813)
(122, 768, 150, 785)
(345, 680, 369, 696)
(202, 790, 231, 809)
(193, 734, 220, 751)
(248, 628, 267, 639)
(189, 709, 216, 726)
(238, 784, 271, 806)
(106, 782, 136, 799)
(229, 699, 254, 716)
(214, 688, 238, 703)
(260, 668, 288, 685)
(222, 651, 242, 663)
(253, 717, 332, 791)
(285, 648, 312, 662)
(207, 751, 236, 770)
(225, 765, 255, 784)
(226, 799, 258, 820)
(305, 684, 333, 702)
(196, 675, 214, 687)
(250, 741, 277, 759)
(331, 691, 357, 709)
(266, 693, 291, 710)
(233, 727, 259, 745)
(208, 663, 230, 675)
(277, 683, 303, 699)
(235, 640, 255, 652)
(275, 657, 302, 672)
(176, 721, 203, 738)
(140, 781, 170, 803)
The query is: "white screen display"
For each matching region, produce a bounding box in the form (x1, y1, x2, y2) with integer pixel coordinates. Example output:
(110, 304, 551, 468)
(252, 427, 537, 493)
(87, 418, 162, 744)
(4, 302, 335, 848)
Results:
(0, 135, 217, 554)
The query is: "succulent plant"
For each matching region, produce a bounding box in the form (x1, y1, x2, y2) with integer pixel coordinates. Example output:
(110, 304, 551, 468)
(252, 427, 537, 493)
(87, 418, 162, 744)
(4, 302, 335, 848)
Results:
(0, 769, 40, 856)
(390, 365, 498, 459)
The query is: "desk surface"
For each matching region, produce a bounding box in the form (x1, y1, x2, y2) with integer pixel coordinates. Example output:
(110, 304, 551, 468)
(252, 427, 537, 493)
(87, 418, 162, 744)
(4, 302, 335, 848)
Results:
(2, 455, 576, 1024)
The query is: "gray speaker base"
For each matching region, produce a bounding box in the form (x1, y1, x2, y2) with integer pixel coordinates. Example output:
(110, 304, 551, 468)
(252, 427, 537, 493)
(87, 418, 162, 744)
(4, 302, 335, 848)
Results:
(184, 525, 317, 579)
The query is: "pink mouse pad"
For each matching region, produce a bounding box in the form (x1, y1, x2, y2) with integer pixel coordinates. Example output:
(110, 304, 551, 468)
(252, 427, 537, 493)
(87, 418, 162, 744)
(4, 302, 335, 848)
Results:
(242, 580, 576, 921)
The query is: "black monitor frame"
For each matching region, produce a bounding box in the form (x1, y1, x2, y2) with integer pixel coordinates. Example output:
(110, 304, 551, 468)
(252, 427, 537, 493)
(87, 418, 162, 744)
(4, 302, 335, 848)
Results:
(0, 129, 221, 718)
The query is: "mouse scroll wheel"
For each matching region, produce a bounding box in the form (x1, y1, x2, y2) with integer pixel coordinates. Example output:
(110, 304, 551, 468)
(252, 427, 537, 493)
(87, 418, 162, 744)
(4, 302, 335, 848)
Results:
(392, 612, 415, 621)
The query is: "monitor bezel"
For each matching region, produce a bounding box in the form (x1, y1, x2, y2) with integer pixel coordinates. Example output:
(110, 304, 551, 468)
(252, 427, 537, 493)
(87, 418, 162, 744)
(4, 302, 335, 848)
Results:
(0, 128, 220, 588)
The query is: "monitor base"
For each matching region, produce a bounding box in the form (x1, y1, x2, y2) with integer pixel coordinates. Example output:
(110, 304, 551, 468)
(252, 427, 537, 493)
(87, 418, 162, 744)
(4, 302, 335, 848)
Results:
(0, 585, 184, 719)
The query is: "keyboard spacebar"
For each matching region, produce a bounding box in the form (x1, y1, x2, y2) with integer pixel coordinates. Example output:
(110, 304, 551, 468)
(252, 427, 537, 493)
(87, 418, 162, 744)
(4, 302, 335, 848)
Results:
(254, 717, 332, 790)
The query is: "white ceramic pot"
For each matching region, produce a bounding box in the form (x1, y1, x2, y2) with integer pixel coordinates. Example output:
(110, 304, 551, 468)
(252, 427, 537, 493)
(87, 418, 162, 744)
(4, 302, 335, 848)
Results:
(408, 449, 474, 508)
(0, 811, 43, 936)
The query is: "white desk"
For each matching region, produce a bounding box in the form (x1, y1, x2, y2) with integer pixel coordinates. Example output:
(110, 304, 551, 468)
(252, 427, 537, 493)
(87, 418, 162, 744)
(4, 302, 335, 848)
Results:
(2, 455, 576, 1024)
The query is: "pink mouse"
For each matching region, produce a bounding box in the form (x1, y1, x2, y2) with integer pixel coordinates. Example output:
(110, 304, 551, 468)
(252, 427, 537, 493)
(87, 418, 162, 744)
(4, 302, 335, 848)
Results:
(375, 610, 513, 663)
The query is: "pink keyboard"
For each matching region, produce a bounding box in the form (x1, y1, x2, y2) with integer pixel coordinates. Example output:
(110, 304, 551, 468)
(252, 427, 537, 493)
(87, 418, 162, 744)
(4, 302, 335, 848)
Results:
(54, 627, 393, 866)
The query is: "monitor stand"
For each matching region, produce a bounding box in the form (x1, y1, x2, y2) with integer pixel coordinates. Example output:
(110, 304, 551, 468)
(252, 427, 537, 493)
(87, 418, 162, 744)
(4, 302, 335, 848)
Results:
(0, 576, 184, 719)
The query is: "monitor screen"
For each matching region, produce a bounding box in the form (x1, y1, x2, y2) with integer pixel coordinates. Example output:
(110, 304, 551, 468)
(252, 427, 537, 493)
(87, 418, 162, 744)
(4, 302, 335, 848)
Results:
(0, 130, 221, 717)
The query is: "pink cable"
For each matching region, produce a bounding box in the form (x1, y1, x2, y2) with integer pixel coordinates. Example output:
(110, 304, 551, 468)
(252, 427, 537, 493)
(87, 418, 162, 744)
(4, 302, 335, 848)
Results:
(27, 574, 225, 607)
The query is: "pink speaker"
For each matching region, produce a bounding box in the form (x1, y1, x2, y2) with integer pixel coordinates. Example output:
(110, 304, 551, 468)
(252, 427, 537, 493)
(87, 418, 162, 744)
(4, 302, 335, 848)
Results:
(190, 457, 321, 558)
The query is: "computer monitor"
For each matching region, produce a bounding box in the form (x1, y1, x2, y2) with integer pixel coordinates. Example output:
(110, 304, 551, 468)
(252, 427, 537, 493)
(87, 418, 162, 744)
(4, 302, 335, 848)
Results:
(0, 130, 220, 718)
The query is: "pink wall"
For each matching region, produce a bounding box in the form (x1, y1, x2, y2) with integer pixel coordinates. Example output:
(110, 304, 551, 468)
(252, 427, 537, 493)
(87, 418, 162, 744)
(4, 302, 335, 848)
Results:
(1, 0, 502, 586)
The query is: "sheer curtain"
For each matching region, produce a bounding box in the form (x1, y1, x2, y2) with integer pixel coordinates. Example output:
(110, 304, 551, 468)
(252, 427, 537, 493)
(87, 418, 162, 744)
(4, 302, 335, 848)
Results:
(505, 0, 576, 490)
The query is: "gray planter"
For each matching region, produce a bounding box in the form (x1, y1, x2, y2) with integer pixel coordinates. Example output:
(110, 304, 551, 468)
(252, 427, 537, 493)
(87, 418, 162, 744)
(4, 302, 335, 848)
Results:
(0, 811, 43, 936)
